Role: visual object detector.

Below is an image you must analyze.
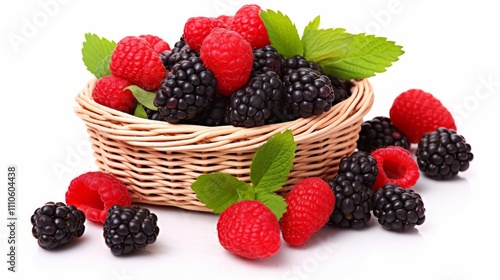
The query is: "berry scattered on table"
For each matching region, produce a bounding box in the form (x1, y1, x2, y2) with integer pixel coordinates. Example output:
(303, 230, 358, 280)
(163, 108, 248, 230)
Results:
(280, 177, 335, 246)
(92, 75, 137, 114)
(416, 127, 473, 180)
(228, 4, 270, 49)
(65, 171, 132, 224)
(372, 183, 426, 231)
(217, 200, 281, 259)
(110, 35, 166, 91)
(389, 89, 456, 143)
(357, 116, 410, 153)
(370, 146, 420, 191)
(103, 205, 160, 256)
(336, 151, 379, 189)
(31, 202, 86, 250)
(200, 27, 254, 96)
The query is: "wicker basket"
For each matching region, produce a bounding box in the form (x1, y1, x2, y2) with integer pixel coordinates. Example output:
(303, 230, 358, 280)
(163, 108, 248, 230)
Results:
(74, 78, 374, 212)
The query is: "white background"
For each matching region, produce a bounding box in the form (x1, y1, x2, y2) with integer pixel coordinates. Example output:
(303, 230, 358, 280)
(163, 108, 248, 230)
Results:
(1, 0, 499, 279)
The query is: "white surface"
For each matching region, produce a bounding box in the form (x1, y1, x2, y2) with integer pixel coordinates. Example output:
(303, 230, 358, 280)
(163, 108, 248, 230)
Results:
(1, 0, 498, 279)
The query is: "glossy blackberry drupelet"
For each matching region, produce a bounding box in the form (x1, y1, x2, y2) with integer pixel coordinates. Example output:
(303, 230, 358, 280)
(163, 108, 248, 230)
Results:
(226, 71, 284, 127)
(328, 177, 374, 229)
(103, 205, 160, 256)
(416, 127, 473, 180)
(280, 55, 323, 78)
(188, 93, 230, 126)
(159, 36, 198, 71)
(252, 45, 285, 76)
(155, 56, 217, 123)
(372, 183, 426, 231)
(336, 151, 379, 189)
(143, 106, 164, 121)
(328, 74, 353, 105)
(282, 67, 334, 119)
(357, 116, 411, 153)
(31, 202, 86, 249)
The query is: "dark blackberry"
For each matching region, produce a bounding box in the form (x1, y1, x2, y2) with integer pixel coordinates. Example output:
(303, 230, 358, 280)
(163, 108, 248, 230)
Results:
(226, 71, 284, 127)
(328, 177, 374, 229)
(357, 116, 411, 153)
(31, 202, 86, 250)
(188, 93, 230, 126)
(416, 127, 473, 180)
(142, 106, 164, 121)
(281, 55, 323, 78)
(155, 56, 217, 123)
(159, 36, 198, 71)
(103, 205, 159, 256)
(372, 183, 426, 231)
(252, 45, 285, 76)
(327, 74, 353, 105)
(282, 68, 335, 119)
(336, 151, 379, 189)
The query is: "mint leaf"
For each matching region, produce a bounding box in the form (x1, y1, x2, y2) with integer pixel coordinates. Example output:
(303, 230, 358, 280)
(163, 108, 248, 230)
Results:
(126, 85, 157, 110)
(303, 15, 321, 35)
(134, 103, 148, 119)
(303, 28, 353, 64)
(251, 130, 296, 193)
(255, 191, 287, 220)
(191, 173, 255, 213)
(82, 33, 116, 78)
(318, 33, 405, 79)
(259, 9, 302, 58)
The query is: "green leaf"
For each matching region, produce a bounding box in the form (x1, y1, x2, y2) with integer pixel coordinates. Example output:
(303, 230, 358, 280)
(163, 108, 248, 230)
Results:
(302, 28, 354, 64)
(259, 9, 302, 58)
(126, 85, 157, 110)
(255, 191, 287, 221)
(82, 33, 116, 78)
(133, 103, 148, 119)
(251, 130, 296, 193)
(191, 173, 255, 213)
(303, 15, 321, 35)
(318, 33, 405, 80)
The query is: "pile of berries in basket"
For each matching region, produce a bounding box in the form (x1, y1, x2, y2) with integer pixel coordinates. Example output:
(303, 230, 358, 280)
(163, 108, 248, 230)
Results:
(30, 4, 473, 259)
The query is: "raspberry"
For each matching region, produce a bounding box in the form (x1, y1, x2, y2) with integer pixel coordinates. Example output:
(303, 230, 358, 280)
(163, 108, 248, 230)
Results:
(200, 27, 253, 96)
(110, 36, 166, 91)
(31, 202, 86, 250)
(215, 14, 233, 26)
(416, 127, 473, 180)
(389, 89, 456, 143)
(280, 177, 335, 246)
(217, 200, 280, 259)
(370, 146, 420, 191)
(92, 75, 137, 114)
(103, 205, 159, 256)
(372, 183, 426, 231)
(183, 16, 226, 51)
(229, 4, 270, 48)
(65, 171, 132, 224)
(138, 34, 171, 54)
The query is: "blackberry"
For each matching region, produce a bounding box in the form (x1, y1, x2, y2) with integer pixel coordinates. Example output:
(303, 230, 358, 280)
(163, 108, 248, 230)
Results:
(336, 150, 379, 189)
(357, 116, 411, 153)
(142, 106, 164, 121)
(328, 74, 353, 105)
(252, 45, 285, 76)
(31, 202, 86, 250)
(226, 71, 284, 127)
(328, 177, 374, 229)
(282, 68, 335, 119)
(159, 36, 198, 71)
(188, 93, 230, 126)
(281, 55, 323, 78)
(155, 56, 217, 123)
(103, 205, 159, 256)
(372, 183, 426, 231)
(416, 127, 473, 180)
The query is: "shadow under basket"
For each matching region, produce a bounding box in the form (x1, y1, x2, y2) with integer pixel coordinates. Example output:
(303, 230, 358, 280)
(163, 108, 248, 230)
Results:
(74, 78, 374, 212)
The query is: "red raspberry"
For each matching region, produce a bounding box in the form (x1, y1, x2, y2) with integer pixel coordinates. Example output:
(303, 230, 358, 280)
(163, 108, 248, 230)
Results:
(280, 177, 335, 246)
(229, 4, 270, 48)
(217, 200, 280, 259)
(183, 16, 226, 51)
(92, 75, 137, 114)
(200, 27, 253, 96)
(215, 15, 233, 26)
(65, 171, 132, 224)
(389, 89, 456, 143)
(370, 146, 420, 191)
(138, 34, 171, 54)
(110, 36, 166, 91)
